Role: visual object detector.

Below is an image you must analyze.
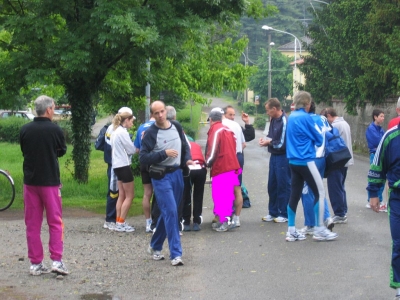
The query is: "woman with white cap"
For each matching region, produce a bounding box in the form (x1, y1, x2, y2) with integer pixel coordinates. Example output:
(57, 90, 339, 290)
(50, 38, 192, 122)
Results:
(110, 107, 136, 232)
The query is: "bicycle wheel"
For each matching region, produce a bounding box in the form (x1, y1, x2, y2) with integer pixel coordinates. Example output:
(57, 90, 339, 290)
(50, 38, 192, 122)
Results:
(0, 170, 15, 211)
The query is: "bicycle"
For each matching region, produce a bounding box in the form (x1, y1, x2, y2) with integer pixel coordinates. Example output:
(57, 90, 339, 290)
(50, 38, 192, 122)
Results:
(0, 169, 15, 211)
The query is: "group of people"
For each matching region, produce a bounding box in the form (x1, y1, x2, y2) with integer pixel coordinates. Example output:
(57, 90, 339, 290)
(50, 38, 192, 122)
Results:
(259, 91, 353, 242)
(20, 92, 400, 298)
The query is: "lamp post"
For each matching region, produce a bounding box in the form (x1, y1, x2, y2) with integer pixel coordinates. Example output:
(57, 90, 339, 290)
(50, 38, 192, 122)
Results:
(268, 42, 275, 99)
(262, 25, 302, 95)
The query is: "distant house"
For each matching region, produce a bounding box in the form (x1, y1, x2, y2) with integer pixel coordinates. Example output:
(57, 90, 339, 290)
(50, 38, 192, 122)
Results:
(277, 36, 311, 97)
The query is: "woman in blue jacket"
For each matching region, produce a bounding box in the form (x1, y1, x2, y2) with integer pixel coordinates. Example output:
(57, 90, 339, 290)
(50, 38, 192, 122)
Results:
(285, 91, 338, 242)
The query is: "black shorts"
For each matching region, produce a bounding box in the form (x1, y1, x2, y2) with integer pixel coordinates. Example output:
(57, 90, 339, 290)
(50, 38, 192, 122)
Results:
(140, 164, 151, 184)
(113, 166, 134, 183)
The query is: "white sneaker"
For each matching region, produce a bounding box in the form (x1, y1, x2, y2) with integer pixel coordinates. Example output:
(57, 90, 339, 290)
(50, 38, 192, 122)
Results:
(147, 245, 165, 261)
(103, 221, 116, 231)
(273, 216, 288, 223)
(262, 215, 274, 222)
(145, 220, 152, 233)
(233, 215, 240, 227)
(379, 203, 388, 212)
(171, 256, 184, 266)
(30, 262, 50, 276)
(285, 230, 306, 242)
(298, 226, 315, 235)
(365, 203, 371, 209)
(115, 222, 135, 232)
(313, 228, 338, 241)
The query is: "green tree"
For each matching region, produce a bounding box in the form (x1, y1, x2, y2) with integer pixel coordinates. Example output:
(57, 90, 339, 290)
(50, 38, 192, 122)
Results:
(300, 0, 399, 114)
(249, 48, 293, 107)
(0, 0, 269, 183)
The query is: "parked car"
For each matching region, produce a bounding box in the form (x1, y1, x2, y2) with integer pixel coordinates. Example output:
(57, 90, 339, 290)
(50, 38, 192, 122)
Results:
(0, 111, 35, 120)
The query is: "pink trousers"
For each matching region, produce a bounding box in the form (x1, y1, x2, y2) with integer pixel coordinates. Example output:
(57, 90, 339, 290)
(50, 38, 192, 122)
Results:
(24, 185, 64, 264)
(212, 169, 241, 223)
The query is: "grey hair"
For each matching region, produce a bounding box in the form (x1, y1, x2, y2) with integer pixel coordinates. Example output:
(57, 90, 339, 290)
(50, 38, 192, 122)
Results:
(293, 91, 312, 110)
(208, 111, 222, 122)
(166, 105, 176, 120)
(35, 95, 55, 116)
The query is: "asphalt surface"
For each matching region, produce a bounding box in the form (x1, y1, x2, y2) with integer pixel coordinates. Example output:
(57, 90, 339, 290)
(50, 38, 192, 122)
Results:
(94, 99, 393, 299)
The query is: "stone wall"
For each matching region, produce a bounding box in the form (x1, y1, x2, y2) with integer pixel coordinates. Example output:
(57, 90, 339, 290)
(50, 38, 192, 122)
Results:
(315, 97, 399, 153)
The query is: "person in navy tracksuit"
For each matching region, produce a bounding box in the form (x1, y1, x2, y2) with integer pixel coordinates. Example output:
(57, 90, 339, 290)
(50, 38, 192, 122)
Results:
(259, 98, 291, 223)
(367, 123, 400, 298)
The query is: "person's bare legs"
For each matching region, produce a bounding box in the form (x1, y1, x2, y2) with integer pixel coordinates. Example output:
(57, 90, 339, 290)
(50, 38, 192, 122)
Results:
(119, 181, 134, 220)
(233, 185, 243, 226)
(142, 183, 153, 219)
(234, 185, 243, 216)
(116, 181, 125, 221)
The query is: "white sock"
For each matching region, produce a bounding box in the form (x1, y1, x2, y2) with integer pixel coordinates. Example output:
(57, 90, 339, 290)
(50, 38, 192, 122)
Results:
(396, 288, 400, 295)
(288, 226, 295, 233)
(146, 218, 152, 225)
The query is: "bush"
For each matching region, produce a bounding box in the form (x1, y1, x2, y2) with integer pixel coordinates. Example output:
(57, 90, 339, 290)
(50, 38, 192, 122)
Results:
(181, 123, 196, 140)
(254, 115, 268, 130)
(0, 117, 30, 143)
(242, 102, 256, 115)
(53, 120, 73, 144)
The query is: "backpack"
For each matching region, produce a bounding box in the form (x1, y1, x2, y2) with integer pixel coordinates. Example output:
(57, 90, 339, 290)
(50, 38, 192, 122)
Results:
(94, 125, 108, 151)
(324, 127, 352, 177)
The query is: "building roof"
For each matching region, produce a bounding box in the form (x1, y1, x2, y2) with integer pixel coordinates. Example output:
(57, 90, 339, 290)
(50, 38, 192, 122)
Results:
(277, 36, 312, 51)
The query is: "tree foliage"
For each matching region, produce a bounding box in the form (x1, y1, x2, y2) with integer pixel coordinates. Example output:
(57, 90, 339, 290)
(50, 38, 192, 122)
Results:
(0, 0, 269, 183)
(249, 48, 293, 106)
(300, 0, 400, 114)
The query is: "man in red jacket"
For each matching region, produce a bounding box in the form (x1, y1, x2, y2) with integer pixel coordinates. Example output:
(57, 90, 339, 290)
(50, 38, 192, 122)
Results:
(205, 110, 241, 232)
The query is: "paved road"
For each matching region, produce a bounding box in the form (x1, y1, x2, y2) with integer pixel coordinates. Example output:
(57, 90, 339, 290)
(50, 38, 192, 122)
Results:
(178, 97, 393, 299)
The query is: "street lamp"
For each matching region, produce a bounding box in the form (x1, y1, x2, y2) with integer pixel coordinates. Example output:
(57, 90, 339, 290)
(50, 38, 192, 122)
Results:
(262, 25, 302, 94)
(268, 42, 275, 99)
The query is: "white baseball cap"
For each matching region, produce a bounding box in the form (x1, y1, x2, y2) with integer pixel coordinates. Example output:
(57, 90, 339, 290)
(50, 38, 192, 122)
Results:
(118, 107, 133, 114)
(210, 107, 224, 114)
(118, 107, 136, 119)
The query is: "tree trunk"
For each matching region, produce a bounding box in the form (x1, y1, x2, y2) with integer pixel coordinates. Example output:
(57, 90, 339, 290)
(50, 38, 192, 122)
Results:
(66, 80, 94, 184)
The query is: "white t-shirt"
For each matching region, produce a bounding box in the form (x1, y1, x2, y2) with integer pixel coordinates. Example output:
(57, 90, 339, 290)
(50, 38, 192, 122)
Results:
(222, 118, 245, 153)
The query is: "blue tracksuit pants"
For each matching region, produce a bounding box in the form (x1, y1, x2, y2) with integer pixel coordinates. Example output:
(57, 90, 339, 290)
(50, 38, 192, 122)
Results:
(268, 154, 291, 218)
(389, 189, 400, 289)
(151, 169, 184, 260)
(327, 166, 348, 217)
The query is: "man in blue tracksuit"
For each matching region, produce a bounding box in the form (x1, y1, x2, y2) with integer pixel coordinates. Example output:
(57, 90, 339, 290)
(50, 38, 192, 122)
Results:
(140, 101, 193, 266)
(259, 98, 291, 223)
(286, 91, 338, 242)
(367, 122, 400, 298)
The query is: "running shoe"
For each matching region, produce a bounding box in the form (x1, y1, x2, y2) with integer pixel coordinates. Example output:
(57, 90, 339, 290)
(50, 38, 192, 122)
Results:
(30, 262, 50, 276)
(298, 226, 315, 235)
(147, 246, 165, 261)
(115, 222, 135, 232)
(313, 228, 338, 241)
(262, 215, 275, 222)
(192, 223, 201, 231)
(324, 217, 335, 231)
(332, 215, 347, 224)
(103, 221, 116, 231)
(171, 256, 184, 266)
(51, 260, 69, 275)
(273, 217, 288, 223)
(285, 230, 306, 242)
(365, 203, 371, 209)
(379, 203, 388, 212)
